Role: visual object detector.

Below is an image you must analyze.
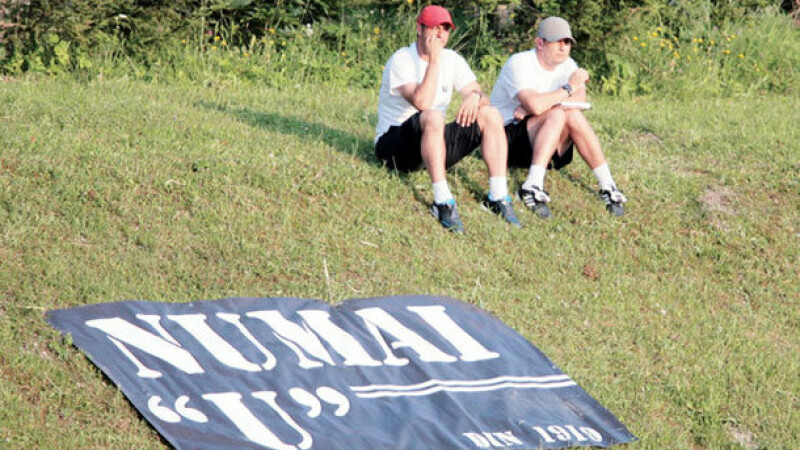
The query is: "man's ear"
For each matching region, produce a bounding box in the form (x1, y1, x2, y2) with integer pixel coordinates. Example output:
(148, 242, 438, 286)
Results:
(534, 37, 544, 50)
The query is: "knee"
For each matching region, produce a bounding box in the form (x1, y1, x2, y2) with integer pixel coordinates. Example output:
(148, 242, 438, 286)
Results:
(477, 105, 503, 128)
(565, 110, 589, 130)
(419, 110, 445, 132)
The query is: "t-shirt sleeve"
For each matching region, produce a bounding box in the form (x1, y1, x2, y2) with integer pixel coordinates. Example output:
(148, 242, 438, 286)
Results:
(387, 50, 417, 95)
(451, 52, 477, 92)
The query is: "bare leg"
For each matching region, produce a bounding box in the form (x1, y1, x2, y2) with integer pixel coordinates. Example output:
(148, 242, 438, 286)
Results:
(475, 105, 508, 178)
(419, 110, 447, 183)
(528, 108, 568, 167)
(564, 109, 606, 169)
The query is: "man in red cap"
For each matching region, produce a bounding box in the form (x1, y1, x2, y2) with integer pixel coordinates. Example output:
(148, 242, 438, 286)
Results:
(374, 5, 521, 234)
(490, 16, 628, 218)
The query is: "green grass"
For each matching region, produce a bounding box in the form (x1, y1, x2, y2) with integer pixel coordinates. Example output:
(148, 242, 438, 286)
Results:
(1, 77, 798, 449)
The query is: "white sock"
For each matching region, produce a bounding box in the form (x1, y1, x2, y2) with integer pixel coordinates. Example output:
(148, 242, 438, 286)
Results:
(488, 176, 508, 201)
(432, 180, 454, 204)
(593, 163, 616, 191)
(522, 165, 546, 190)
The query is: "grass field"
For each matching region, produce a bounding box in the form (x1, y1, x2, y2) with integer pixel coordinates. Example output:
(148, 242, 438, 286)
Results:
(0, 77, 798, 449)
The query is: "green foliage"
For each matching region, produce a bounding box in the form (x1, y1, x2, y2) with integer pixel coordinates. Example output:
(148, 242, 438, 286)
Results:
(0, 0, 798, 96)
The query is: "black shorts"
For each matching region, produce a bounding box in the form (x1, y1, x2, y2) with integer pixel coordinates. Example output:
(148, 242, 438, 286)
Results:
(505, 118, 573, 170)
(375, 112, 483, 172)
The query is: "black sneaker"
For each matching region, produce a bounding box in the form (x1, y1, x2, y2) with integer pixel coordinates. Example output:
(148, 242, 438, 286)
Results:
(481, 195, 523, 229)
(430, 200, 465, 234)
(517, 185, 552, 219)
(599, 186, 627, 216)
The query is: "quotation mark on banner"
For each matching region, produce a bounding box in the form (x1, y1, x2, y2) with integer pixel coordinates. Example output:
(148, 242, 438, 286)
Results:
(148, 395, 209, 423)
(289, 387, 350, 417)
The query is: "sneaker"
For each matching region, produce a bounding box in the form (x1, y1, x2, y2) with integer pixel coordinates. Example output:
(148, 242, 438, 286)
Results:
(599, 186, 627, 216)
(430, 200, 465, 234)
(517, 185, 552, 219)
(481, 195, 523, 229)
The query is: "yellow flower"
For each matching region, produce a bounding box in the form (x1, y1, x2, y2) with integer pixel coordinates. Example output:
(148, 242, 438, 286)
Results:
(660, 42, 665, 48)
(181, 39, 187, 44)
(632, 36, 639, 41)
(407, 0, 413, 4)
(698, 38, 703, 43)
(710, 40, 716, 46)
(738, 53, 744, 59)
(651, 32, 658, 37)
(723, 49, 731, 55)
(269, 28, 276, 34)
(211, 45, 217, 51)
(214, 36, 220, 41)
(656, 26, 662, 32)
(640, 42, 647, 48)
(693, 47, 699, 53)
(221, 40, 227, 46)
(731, 34, 736, 39)
(243, 52, 249, 57)
(373, 26, 380, 35)
(686, 55, 692, 61)
(341, 51, 347, 57)
(673, 51, 680, 59)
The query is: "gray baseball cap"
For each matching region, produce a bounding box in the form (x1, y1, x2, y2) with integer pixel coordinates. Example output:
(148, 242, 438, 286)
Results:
(537, 17, 576, 45)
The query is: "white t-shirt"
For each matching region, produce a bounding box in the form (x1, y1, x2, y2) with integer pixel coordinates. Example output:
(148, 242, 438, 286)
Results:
(490, 49, 579, 124)
(375, 43, 476, 143)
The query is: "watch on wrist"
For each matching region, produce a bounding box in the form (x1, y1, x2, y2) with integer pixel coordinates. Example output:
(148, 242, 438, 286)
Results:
(561, 84, 574, 96)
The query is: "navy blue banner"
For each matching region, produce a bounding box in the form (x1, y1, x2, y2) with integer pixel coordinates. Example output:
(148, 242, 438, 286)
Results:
(47, 295, 636, 449)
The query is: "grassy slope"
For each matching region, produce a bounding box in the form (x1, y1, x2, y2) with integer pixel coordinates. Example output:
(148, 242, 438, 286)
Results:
(0, 78, 797, 448)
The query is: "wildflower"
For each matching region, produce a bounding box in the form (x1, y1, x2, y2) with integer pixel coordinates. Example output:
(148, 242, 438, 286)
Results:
(710, 40, 715, 46)
(221, 40, 227, 46)
(181, 39, 187, 44)
(269, 28, 276, 34)
(660, 42, 665, 48)
(723, 49, 731, 55)
(738, 53, 744, 59)
(214, 36, 221, 41)
(407, 0, 413, 4)
(243, 52, 249, 57)
(633, 36, 639, 41)
(640, 42, 647, 48)
(731, 34, 736, 39)
(686, 55, 692, 61)
(693, 47, 699, 53)
(651, 32, 658, 37)
(673, 51, 680, 59)
(341, 52, 347, 57)
(698, 38, 703, 43)
(656, 26, 662, 32)
(373, 26, 380, 35)
(211, 45, 217, 51)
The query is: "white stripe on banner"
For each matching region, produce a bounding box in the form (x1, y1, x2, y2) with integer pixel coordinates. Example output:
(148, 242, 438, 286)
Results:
(351, 375, 577, 398)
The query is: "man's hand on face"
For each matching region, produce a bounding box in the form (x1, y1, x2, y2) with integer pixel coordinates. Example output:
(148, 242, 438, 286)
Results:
(424, 34, 444, 63)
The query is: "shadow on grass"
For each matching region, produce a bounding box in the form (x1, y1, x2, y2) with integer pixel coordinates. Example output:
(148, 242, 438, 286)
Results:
(200, 101, 437, 208)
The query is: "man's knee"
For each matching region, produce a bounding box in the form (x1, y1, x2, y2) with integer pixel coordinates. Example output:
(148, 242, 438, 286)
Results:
(419, 109, 445, 132)
(477, 105, 503, 128)
(565, 109, 592, 132)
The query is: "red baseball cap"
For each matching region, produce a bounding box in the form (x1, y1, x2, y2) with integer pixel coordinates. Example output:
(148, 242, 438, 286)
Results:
(417, 5, 456, 30)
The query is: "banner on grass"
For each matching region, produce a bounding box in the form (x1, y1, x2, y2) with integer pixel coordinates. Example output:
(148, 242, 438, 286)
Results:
(47, 295, 636, 449)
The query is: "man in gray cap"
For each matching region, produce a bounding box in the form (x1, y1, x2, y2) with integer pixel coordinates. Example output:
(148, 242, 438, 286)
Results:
(490, 16, 627, 218)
